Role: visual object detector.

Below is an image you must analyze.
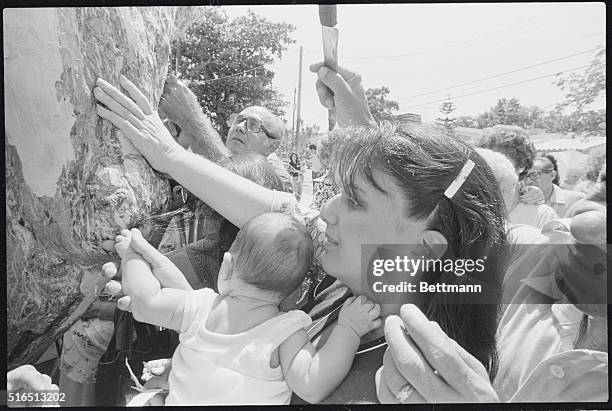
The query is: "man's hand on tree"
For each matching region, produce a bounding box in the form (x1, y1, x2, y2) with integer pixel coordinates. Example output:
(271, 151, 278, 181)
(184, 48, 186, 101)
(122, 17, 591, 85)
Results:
(158, 75, 200, 129)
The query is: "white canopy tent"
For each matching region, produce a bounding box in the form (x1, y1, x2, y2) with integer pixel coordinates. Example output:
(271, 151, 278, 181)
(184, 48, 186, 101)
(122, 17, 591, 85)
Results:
(534, 136, 606, 185)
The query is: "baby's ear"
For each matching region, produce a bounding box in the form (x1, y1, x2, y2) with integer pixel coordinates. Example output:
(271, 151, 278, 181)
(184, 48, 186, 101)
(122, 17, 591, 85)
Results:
(218, 252, 233, 281)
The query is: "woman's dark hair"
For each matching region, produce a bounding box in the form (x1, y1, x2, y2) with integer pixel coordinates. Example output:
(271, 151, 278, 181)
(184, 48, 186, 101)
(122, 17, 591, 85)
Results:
(289, 153, 298, 163)
(543, 154, 560, 185)
(476, 125, 535, 175)
(333, 122, 507, 380)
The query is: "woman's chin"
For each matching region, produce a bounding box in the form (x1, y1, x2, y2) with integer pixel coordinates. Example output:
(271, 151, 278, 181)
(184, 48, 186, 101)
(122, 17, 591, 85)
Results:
(319, 249, 335, 274)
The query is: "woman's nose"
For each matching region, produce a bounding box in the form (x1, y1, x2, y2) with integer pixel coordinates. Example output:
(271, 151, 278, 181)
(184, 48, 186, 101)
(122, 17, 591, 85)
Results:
(319, 193, 341, 226)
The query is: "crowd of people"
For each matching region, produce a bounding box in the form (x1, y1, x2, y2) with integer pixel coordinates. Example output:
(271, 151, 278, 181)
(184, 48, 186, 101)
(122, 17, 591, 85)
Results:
(9, 60, 607, 406)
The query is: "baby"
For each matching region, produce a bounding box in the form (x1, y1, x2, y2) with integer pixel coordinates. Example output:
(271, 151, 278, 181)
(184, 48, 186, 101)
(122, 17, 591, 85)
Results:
(116, 212, 381, 405)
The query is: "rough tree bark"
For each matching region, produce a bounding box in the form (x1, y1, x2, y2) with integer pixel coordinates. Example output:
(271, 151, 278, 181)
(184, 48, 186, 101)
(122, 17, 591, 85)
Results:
(5, 7, 199, 368)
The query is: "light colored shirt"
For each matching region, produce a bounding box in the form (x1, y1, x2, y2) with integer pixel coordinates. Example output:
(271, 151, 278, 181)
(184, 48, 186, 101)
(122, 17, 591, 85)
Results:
(547, 184, 586, 218)
(501, 223, 549, 304)
(509, 203, 558, 229)
(166, 288, 312, 405)
(495, 225, 608, 402)
(311, 155, 323, 173)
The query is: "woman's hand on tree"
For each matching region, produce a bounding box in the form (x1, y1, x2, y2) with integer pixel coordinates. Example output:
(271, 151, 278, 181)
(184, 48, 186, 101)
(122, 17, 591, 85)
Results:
(376, 304, 499, 403)
(94, 75, 185, 175)
(309, 62, 375, 128)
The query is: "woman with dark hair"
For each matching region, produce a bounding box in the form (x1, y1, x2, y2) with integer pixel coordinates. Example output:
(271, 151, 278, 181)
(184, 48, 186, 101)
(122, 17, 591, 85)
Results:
(93, 67, 506, 403)
(544, 153, 560, 185)
(526, 155, 585, 217)
(288, 153, 304, 202)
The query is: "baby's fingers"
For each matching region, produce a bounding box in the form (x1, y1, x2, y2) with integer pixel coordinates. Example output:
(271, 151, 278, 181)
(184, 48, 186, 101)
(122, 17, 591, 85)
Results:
(102, 262, 118, 279)
(104, 280, 122, 295)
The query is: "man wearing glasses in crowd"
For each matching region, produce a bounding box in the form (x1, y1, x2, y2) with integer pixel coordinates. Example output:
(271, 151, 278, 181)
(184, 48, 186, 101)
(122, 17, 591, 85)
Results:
(525, 155, 585, 218)
(158, 75, 293, 192)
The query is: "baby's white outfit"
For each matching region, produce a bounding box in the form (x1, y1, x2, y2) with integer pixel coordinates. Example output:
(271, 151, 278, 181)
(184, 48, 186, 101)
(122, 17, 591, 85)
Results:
(165, 288, 312, 405)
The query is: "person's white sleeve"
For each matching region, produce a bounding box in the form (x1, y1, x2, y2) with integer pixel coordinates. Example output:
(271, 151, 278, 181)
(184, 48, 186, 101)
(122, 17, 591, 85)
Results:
(535, 204, 559, 229)
(270, 189, 301, 217)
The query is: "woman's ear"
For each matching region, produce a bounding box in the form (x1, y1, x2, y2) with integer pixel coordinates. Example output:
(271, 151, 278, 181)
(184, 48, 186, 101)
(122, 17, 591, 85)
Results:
(420, 230, 448, 258)
(219, 252, 233, 281)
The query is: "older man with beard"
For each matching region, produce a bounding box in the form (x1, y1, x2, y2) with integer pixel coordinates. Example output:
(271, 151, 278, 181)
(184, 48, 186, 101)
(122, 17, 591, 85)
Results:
(158, 75, 292, 193)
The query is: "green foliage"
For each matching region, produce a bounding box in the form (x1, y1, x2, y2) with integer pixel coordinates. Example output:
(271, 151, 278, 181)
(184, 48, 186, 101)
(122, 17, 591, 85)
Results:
(542, 109, 606, 136)
(365, 86, 399, 122)
(546, 46, 606, 136)
(555, 47, 606, 113)
(582, 146, 606, 182)
(172, 8, 296, 139)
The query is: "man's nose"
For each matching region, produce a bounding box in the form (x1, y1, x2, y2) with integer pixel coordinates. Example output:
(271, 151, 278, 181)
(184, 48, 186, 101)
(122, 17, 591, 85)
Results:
(319, 193, 341, 226)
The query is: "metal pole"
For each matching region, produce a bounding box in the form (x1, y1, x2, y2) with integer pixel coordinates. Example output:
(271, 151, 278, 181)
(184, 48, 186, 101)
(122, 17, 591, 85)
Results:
(295, 46, 303, 153)
(291, 87, 297, 144)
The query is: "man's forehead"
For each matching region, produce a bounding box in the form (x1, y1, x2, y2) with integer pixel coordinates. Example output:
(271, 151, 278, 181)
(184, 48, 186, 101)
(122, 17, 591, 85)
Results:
(531, 159, 548, 170)
(240, 106, 273, 119)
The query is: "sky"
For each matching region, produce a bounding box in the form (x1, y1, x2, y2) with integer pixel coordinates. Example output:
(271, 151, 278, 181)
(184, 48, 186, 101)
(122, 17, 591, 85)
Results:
(222, 3, 605, 130)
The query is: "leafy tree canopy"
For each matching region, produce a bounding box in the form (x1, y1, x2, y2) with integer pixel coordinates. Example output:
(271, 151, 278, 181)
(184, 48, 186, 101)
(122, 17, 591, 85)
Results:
(555, 47, 606, 113)
(172, 8, 296, 139)
(365, 86, 399, 122)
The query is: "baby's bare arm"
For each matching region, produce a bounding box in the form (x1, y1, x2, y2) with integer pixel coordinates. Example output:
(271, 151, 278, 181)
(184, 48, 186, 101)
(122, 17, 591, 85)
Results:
(116, 229, 187, 330)
(279, 327, 359, 404)
(279, 296, 381, 403)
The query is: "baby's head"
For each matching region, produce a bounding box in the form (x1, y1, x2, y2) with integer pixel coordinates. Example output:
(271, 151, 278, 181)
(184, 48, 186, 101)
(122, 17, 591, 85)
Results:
(219, 213, 314, 301)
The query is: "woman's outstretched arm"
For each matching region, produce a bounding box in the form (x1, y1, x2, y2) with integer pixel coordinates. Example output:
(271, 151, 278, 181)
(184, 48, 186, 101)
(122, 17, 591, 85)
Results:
(94, 76, 275, 228)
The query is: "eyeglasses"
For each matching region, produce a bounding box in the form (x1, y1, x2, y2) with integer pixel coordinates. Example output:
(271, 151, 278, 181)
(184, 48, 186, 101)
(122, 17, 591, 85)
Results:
(526, 169, 554, 179)
(227, 113, 275, 139)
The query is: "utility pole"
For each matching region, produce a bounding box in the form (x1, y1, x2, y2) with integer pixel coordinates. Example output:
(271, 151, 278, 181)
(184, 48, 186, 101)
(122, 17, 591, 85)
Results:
(291, 87, 297, 143)
(294, 46, 303, 153)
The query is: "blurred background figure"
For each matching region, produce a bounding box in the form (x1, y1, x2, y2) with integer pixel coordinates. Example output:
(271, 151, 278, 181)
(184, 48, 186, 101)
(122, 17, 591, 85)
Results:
(525, 154, 585, 217)
(572, 149, 606, 196)
(288, 153, 304, 202)
(475, 128, 558, 229)
(308, 144, 324, 200)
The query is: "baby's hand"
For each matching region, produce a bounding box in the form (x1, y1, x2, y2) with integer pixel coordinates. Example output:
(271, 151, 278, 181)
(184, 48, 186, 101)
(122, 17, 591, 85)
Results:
(114, 229, 135, 258)
(520, 185, 545, 205)
(338, 295, 382, 338)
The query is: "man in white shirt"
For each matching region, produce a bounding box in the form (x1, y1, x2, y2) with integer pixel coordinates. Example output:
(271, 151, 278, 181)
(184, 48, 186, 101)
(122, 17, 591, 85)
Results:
(309, 144, 324, 198)
(525, 156, 585, 217)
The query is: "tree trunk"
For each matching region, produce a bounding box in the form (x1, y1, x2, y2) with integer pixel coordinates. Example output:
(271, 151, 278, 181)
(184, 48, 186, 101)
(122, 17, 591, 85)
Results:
(5, 6, 199, 368)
